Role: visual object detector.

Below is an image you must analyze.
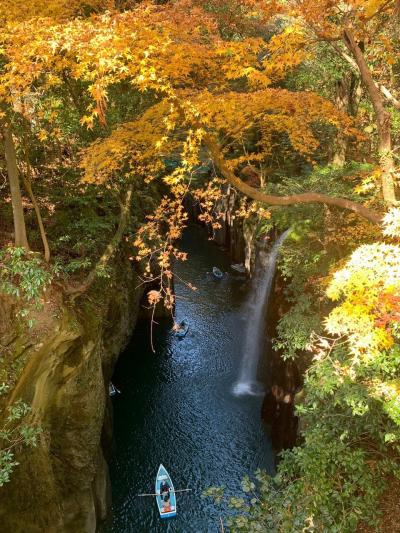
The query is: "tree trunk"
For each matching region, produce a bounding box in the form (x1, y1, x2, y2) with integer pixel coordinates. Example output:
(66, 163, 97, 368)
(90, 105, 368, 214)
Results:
(22, 176, 50, 262)
(343, 30, 397, 206)
(332, 78, 350, 166)
(22, 124, 50, 262)
(3, 124, 30, 250)
(66, 184, 134, 297)
(332, 73, 361, 166)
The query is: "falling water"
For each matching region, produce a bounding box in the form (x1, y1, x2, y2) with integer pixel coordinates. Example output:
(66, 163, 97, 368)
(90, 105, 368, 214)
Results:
(233, 229, 291, 396)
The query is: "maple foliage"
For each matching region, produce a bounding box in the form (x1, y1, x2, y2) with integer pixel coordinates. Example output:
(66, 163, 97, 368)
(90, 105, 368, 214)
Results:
(0, 1, 399, 527)
(0, 0, 391, 315)
(0, 0, 375, 293)
(289, 0, 399, 40)
(0, 0, 115, 24)
(0, 0, 395, 321)
(0, 0, 383, 227)
(284, 0, 400, 204)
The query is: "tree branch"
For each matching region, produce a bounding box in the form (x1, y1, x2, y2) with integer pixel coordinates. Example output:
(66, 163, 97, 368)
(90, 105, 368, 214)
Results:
(65, 184, 134, 297)
(22, 122, 50, 262)
(379, 85, 400, 110)
(203, 134, 381, 225)
(22, 175, 50, 262)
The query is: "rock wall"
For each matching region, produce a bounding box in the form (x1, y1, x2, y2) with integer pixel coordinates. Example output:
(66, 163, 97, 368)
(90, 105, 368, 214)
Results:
(261, 272, 302, 452)
(212, 185, 246, 264)
(0, 255, 143, 533)
(186, 185, 259, 273)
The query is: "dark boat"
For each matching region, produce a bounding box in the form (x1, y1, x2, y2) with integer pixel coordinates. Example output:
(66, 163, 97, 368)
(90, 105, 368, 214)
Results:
(109, 382, 121, 397)
(212, 266, 223, 279)
(231, 263, 246, 274)
(174, 320, 189, 338)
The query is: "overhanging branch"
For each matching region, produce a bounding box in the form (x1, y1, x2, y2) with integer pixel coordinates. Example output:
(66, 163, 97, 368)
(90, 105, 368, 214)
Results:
(203, 134, 381, 225)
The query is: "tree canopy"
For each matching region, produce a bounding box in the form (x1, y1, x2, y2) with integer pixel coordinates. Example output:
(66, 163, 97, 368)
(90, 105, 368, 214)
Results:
(0, 0, 399, 530)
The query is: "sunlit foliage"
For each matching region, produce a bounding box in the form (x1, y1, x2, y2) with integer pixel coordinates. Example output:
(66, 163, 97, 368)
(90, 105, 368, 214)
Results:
(0, 0, 399, 526)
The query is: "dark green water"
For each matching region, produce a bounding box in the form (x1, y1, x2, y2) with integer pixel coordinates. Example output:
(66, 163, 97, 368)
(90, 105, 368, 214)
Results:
(108, 225, 274, 532)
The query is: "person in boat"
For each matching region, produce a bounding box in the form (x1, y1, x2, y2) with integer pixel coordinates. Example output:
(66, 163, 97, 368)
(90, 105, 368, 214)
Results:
(160, 480, 171, 502)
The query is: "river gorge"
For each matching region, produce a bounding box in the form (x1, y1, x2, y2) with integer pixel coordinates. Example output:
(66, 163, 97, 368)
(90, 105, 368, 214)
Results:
(106, 224, 275, 532)
(2, 4, 397, 529)
(0, 220, 285, 533)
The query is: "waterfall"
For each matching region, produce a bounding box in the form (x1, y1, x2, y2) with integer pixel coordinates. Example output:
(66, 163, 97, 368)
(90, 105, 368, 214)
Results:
(233, 229, 291, 396)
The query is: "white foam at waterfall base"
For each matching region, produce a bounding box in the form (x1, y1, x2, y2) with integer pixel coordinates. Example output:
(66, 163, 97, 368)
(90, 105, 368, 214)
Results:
(233, 229, 291, 397)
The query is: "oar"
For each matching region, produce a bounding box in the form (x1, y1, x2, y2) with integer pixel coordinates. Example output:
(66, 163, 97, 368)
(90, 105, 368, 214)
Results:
(137, 488, 192, 497)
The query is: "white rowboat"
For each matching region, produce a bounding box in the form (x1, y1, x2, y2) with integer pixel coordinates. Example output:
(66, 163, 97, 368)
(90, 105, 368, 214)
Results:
(155, 464, 177, 519)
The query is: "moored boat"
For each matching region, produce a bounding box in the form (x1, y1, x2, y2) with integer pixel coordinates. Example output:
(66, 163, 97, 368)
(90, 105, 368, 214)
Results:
(174, 319, 189, 338)
(231, 263, 246, 274)
(212, 266, 223, 279)
(155, 464, 177, 519)
(109, 382, 120, 397)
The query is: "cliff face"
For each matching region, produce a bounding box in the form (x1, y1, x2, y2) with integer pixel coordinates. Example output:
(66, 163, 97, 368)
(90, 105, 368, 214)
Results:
(0, 257, 143, 533)
(211, 185, 246, 264)
(212, 196, 301, 452)
(187, 184, 259, 272)
(261, 272, 302, 452)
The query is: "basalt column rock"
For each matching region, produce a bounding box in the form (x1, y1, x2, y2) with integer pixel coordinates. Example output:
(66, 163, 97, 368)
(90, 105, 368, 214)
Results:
(261, 363, 301, 452)
(213, 184, 246, 263)
(261, 269, 302, 453)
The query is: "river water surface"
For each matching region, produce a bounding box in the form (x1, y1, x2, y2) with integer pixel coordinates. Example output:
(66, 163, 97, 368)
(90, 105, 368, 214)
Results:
(108, 225, 274, 532)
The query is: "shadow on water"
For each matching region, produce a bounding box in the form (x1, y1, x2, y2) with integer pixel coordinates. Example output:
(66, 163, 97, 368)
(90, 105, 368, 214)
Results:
(106, 225, 275, 532)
